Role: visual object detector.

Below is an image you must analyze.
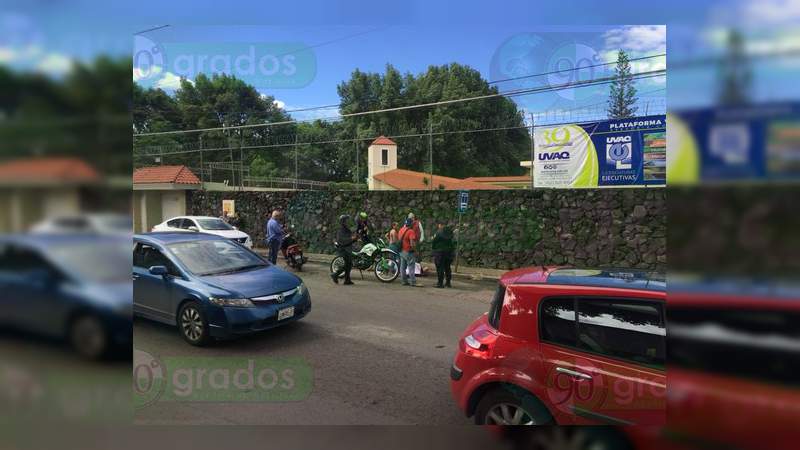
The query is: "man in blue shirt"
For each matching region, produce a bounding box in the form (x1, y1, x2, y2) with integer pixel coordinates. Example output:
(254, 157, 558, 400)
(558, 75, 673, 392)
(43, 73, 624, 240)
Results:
(265, 209, 284, 264)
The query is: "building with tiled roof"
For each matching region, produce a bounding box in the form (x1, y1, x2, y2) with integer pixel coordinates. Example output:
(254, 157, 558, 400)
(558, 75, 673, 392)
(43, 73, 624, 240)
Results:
(133, 165, 202, 233)
(366, 136, 521, 191)
(0, 157, 103, 232)
(133, 165, 201, 186)
(372, 169, 503, 190)
(464, 175, 532, 189)
(0, 157, 101, 186)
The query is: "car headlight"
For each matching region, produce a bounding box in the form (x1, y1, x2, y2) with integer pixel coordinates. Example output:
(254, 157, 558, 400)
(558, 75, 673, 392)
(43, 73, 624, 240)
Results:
(298, 282, 308, 297)
(209, 297, 255, 308)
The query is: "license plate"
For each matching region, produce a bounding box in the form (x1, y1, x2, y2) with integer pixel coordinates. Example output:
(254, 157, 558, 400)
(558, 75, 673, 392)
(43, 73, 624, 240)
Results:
(277, 306, 294, 321)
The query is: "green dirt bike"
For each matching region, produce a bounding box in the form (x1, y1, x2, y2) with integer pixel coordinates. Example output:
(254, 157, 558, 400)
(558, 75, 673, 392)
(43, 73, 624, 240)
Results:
(330, 237, 400, 283)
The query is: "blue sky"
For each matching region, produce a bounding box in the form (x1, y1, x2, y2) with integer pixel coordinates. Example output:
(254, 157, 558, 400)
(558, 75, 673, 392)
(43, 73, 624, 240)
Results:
(132, 24, 667, 122)
(2, 0, 800, 120)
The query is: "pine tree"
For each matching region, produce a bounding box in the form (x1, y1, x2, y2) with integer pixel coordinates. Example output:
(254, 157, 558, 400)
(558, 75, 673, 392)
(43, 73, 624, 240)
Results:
(607, 50, 639, 119)
(717, 29, 752, 106)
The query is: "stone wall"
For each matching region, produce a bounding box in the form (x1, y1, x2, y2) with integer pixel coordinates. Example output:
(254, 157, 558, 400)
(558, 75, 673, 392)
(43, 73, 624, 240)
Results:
(188, 188, 666, 271)
(669, 186, 797, 276)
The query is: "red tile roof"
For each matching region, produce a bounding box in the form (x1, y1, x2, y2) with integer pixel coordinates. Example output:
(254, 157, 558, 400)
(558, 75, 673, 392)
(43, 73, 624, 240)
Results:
(464, 175, 531, 183)
(133, 165, 201, 185)
(371, 136, 397, 146)
(372, 169, 503, 190)
(0, 157, 100, 184)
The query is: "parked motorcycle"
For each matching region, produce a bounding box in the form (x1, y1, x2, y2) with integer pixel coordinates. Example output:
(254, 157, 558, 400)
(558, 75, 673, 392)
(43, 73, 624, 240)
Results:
(330, 238, 400, 283)
(280, 226, 307, 271)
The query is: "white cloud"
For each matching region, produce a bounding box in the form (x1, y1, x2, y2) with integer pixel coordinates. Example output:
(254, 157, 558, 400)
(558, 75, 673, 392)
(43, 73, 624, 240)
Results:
(0, 47, 15, 64)
(154, 71, 192, 90)
(35, 52, 73, 76)
(733, 0, 800, 26)
(273, 99, 285, 109)
(602, 25, 667, 85)
(603, 25, 666, 55)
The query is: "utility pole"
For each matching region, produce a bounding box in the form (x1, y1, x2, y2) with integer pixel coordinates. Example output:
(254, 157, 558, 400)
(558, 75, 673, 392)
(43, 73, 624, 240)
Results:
(529, 112, 535, 190)
(294, 133, 299, 190)
(354, 137, 359, 186)
(428, 112, 433, 191)
(239, 132, 244, 191)
(199, 136, 204, 187)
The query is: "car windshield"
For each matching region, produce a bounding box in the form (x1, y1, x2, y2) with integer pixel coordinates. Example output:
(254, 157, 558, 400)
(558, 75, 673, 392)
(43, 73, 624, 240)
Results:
(196, 218, 234, 230)
(47, 241, 132, 283)
(168, 240, 267, 276)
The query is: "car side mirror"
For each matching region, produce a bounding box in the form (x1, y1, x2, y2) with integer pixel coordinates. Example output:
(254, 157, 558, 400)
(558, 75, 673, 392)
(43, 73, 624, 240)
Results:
(187, 226, 199, 232)
(149, 265, 168, 276)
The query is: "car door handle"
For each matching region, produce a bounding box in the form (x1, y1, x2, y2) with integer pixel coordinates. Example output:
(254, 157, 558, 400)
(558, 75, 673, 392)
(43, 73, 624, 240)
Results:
(556, 367, 593, 381)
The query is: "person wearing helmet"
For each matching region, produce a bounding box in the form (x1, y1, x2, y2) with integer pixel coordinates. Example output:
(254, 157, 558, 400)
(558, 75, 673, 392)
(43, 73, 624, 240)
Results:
(355, 211, 373, 244)
(332, 214, 356, 285)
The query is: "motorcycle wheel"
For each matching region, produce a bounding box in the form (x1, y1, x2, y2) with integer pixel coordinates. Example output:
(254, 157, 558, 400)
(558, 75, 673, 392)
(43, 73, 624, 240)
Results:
(330, 256, 345, 279)
(374, 252, 400, 283)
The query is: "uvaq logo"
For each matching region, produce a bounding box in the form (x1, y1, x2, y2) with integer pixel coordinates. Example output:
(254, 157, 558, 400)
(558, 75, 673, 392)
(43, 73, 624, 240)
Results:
(539, 151, 570, 161)
(606, 135, 632, 170)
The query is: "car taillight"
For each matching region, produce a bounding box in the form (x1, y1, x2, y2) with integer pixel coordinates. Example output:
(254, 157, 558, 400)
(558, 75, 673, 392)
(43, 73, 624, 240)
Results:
(463, 329, 497, 358)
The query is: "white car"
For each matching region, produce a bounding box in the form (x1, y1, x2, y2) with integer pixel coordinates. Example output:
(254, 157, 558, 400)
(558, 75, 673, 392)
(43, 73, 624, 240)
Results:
(152, 216, 253, 248)
(31, 213, 132, 236)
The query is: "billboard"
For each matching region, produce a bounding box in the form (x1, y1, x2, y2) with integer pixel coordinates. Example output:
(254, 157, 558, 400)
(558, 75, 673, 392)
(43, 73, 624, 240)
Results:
(668, 102, 800, 184)
(534, 115, 667, 188)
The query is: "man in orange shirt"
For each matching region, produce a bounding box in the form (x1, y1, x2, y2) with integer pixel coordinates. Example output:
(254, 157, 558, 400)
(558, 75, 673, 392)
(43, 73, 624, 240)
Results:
(398, 218, 419, 287)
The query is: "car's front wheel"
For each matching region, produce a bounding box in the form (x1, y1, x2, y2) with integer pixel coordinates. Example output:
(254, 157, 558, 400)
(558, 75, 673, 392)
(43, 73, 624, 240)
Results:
(475, 387, 553, 425)
(69, 314, 109, 360)
(178, 301, 211, 346)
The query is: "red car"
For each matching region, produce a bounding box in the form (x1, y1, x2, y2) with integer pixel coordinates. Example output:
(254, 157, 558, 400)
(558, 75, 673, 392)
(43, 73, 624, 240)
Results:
(658, 278, 800, 450)
(450, 266, 666, 426)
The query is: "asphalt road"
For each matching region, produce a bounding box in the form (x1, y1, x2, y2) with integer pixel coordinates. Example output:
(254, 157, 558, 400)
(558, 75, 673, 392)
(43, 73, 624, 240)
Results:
(134, 261, 498, 425)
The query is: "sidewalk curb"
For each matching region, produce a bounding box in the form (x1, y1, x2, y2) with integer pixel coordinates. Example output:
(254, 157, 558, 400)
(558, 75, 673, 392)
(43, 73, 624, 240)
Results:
(254, 249, 502, 282)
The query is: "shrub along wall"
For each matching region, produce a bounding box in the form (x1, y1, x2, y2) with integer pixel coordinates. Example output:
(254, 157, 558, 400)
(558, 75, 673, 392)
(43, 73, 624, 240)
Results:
(188, 188, 666, 271)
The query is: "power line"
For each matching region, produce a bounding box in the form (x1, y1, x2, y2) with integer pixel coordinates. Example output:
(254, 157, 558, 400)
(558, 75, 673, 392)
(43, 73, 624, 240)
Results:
(135, 87, 668, 159)
(134, 69, 666, 137)
(487, 52, 666, 85)
(135, 123, 536, 157)
(135, 24, 170, 35)
(179, 52, 667, 119)
(134, 72, 666, 155)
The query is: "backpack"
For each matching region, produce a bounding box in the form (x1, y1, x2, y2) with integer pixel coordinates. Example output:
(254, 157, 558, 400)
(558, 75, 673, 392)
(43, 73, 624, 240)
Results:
(390, 228, 409, 253)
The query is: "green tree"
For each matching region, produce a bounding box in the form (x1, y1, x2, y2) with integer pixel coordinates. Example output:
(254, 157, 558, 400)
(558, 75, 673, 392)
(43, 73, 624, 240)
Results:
(717, 29, 752, 106)
(134, 73, 296, 180)
(0, 56, 131, 175)
(335, 62, 529, 179)
(607, 50, 639, 119)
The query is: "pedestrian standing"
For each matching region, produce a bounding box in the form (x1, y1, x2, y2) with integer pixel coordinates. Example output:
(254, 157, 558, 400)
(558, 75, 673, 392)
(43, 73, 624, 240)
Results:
(332, 214, 356, 285)
(398, 217, 419, 287)
(265, 209, 284, 265)
(386, 222, 399, 245)
(431, 222, 456, 288)
(407, 212, 424, 243)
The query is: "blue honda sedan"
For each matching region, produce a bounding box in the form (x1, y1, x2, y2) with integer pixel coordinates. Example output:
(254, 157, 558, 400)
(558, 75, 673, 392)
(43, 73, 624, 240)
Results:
(0, 234, 132, 359)
(133, 232, 311, 346)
